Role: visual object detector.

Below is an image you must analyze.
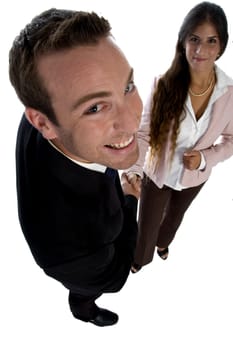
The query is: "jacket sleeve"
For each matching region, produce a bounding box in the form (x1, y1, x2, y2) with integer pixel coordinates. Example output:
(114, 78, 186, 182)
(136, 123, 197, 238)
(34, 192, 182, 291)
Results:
(202, 123, 233, 170)
(44, 183, 138, 295)
(114, 194, 138, 260)
(198, 89, 233, 172)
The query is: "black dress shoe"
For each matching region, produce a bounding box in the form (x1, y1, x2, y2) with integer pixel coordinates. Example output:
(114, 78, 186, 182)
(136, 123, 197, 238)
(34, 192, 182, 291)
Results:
(89, 308, 119, 327)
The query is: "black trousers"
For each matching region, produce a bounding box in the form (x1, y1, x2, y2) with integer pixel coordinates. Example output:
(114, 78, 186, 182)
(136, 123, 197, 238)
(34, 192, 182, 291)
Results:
(44, 269, 102, 322)
(67, 287, 101, 321)
(134, 175, 205, 266)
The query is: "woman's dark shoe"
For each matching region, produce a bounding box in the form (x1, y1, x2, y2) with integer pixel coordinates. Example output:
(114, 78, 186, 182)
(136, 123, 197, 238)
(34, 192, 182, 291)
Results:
(131, 263, 142, 273)
(157, 247, 169, 260)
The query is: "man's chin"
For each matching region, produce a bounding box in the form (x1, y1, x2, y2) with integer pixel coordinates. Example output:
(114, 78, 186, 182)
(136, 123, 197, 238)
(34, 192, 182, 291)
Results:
(115, 149, 139, 170)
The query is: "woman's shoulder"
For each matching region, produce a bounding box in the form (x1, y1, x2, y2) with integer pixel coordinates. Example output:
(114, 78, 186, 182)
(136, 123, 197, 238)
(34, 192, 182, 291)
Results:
(215, 65, 233, 87)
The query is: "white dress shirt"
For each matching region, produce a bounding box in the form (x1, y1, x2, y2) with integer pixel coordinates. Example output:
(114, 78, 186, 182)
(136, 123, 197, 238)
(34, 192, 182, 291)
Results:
(48, 140, 107, 173)
(164, 67, 227, 190)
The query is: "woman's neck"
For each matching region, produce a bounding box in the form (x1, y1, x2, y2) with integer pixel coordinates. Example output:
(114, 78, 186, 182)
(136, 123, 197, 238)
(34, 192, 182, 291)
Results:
(189, 69, 215, 97)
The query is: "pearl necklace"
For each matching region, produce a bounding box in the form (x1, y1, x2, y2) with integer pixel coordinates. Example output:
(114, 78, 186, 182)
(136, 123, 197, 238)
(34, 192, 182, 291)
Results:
(189, 76, 215, 97)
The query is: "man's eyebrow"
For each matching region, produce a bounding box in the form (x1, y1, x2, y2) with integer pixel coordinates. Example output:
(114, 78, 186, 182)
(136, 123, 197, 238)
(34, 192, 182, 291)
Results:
(71, 68, 134, 112)
(128, 68, 134, 82)
(71, 91, 112, 112)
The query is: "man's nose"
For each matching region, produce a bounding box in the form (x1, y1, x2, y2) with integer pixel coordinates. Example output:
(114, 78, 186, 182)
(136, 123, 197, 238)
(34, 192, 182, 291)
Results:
(113, 98, 142, 132)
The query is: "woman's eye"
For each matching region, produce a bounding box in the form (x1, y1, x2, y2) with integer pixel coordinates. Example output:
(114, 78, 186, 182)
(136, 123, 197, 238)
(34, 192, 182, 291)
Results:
(189, 36, 199, 43)
(125, 81, 136, 94)
(208, 38, 217, 44)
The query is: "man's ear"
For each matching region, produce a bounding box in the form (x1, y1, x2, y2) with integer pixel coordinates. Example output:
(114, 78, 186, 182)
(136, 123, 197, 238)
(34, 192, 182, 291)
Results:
(25, 107, 58, 140)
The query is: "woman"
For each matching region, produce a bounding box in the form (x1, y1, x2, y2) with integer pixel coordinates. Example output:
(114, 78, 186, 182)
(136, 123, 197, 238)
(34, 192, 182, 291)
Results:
(127, 2, 233, 273)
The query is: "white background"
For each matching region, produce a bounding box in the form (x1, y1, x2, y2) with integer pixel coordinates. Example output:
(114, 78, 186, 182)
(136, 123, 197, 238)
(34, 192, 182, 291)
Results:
(1, 1, 233, 349)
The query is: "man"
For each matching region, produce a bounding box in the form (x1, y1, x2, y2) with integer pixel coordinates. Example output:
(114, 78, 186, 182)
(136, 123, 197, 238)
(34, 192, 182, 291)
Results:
(9, 8, 142, 326)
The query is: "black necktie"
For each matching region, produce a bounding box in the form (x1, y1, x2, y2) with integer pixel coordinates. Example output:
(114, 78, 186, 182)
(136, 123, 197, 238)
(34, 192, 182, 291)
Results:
(105, 167, 117, 182)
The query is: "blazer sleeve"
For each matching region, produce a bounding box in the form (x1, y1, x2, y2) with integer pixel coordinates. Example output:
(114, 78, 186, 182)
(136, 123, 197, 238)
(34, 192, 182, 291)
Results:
(44, 181, 138, 296)
(197, 88, 233, 171)
(202, 122, 233, 169)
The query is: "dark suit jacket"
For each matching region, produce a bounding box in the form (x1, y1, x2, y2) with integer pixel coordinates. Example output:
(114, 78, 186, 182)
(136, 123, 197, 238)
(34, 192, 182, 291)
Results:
(16, 116, 138, 295)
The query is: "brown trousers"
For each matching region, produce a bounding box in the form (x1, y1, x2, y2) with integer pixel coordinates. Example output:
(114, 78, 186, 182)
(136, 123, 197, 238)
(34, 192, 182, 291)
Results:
(134, 175, 205, 266)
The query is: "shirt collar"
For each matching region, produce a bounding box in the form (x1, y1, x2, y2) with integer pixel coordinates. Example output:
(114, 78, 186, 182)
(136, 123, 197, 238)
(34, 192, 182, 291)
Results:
(48, 140, 106, 173)
(186, 65, 233, 108)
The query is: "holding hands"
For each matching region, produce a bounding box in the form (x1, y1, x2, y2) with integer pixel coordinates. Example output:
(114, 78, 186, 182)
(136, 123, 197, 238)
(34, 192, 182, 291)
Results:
(121, 172, 141, 199)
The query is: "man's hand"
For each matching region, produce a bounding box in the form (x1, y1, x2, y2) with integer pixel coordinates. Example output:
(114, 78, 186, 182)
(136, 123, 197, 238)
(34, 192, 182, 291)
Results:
(121, 172, 141, 199)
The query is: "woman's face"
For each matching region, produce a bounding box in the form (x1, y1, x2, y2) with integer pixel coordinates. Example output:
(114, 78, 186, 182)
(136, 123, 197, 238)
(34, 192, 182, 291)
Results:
(184, 22, 221, 73)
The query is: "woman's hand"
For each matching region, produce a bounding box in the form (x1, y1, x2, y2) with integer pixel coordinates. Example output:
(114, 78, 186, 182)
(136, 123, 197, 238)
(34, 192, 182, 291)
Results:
(183, 150, 201, 170)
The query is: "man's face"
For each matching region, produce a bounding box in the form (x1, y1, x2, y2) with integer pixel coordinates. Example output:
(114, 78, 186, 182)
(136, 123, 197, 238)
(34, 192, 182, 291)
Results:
(37, 37, 143, 169)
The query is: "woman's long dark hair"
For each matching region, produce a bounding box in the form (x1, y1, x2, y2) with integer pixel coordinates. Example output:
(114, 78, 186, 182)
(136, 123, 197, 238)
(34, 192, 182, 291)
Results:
(149, 2, 228, 163)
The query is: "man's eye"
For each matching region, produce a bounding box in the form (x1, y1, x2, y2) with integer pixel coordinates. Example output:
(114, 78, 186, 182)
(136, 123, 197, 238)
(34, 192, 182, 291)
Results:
(125, 81, 136, 94)
(85, 104, 101, 114)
